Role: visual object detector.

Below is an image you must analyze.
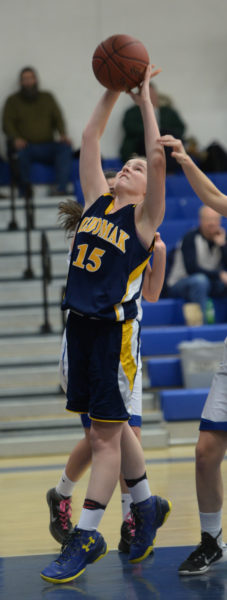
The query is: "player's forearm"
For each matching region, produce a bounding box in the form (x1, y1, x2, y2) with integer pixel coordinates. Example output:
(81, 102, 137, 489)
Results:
(140, 101, 166, 228)
(182, 156, 227, 217)
(143, 267, 165, 302)
(83, 90, 120, 140)
(143, 250, 166, 302)
(140, 100, 161, 154)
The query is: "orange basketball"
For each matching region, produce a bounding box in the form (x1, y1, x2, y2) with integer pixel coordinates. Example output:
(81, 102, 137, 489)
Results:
(92, 34, 150, 91)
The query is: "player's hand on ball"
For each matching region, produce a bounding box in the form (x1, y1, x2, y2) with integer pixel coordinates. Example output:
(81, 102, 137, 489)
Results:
(129, 64, 161, 105)
(158, 135, 189, 165)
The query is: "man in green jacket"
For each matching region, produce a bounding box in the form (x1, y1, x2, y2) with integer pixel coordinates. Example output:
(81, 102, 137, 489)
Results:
(2, 66, 72, 195)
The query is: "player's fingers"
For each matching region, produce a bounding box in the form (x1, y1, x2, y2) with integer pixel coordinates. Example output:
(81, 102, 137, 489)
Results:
(150, 67, 162, 78)
(159, 139, 182, 150)
(171, 151, 184, 161)
(142, 64, 152, 84)
(158, 135, 176, 142)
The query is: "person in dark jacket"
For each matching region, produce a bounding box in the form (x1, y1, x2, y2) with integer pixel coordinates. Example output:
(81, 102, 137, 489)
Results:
(165, 205, 227, 322)
(2, 66, 72, 195)
(120, 83, 186, 173)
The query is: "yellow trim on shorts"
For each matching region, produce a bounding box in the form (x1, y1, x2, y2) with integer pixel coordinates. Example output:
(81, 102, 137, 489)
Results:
(90, 417, 128, 423)
(66, 409, 88, 414)
(120, 319, 137, 393)
(66, 409, 126, 422)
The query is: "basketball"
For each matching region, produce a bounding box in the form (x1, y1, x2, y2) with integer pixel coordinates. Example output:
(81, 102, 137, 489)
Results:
(92, 34, 150, 91)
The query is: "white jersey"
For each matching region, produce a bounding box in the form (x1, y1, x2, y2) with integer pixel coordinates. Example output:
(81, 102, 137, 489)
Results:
(200, 337, 227, 431)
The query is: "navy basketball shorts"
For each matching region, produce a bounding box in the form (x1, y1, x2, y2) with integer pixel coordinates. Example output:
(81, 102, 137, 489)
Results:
(59, 327, 142, 428)
(65, 311, 140, 423)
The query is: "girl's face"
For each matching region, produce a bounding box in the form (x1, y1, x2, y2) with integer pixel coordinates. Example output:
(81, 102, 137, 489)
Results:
(114, 158, 147, 200)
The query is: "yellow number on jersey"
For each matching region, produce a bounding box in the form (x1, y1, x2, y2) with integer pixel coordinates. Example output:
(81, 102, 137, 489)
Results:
(72, 244, 106, 272)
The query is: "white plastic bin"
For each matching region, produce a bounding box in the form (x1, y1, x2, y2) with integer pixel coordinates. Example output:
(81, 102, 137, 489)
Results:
(178, 339, 224, 388)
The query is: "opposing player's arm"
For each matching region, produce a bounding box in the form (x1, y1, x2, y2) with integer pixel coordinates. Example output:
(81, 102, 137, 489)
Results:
(80, 90, 120, 208)
(142, 233, 166, 302)
(159, 135, 227, 218)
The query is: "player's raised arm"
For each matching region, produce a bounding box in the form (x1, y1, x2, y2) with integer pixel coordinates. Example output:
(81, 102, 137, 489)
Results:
(131, 65, 166, 248)
(79, 90, 120, 208)
(159, 135, 227, 217)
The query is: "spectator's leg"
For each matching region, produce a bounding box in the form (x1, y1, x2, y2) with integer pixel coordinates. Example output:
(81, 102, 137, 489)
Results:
(25, 142, 71, 194)
(28, 142, 54, 166)
(168, 274, 210, 322)
(53, 142, 72, 193)
(167, 277, 190, 301)
(186, 274, 210, 321)
(17, 145, 33, 188)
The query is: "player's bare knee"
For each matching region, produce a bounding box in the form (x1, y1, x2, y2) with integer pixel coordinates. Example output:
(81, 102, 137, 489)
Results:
(89, 421, 122, 452)
(196, 439, 222, 474)
(195, 435, 213, 471)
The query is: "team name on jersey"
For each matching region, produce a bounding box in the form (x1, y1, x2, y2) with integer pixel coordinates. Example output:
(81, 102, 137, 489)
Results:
(77, 216, 130, 254)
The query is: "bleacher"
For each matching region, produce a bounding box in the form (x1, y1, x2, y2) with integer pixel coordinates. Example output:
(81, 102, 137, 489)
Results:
(0, 156, 124, 199)
(141, 299, 227, 421)
(1, 157, 227, 436)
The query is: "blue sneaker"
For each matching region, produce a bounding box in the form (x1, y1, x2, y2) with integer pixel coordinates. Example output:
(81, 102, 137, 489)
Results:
(129, 495, 172, 563)
(40, 527, 108, 583)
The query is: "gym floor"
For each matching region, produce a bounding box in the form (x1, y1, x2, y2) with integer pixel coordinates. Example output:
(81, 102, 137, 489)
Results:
(1, 445, 227, 599)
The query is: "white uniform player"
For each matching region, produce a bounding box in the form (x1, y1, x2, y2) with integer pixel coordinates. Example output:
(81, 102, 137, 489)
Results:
(159, 134, 227, 576)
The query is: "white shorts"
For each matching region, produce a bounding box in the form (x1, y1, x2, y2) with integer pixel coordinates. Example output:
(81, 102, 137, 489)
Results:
(200, 337, 227, 431)
(59, 327, 142, 427)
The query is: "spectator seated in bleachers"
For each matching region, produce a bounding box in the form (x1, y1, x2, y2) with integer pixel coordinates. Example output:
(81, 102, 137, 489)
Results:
(163, 205, 227, 324)
(185, 136, 227, 173)
(119, 82, 186, 174)
(2, 66, 72, 198)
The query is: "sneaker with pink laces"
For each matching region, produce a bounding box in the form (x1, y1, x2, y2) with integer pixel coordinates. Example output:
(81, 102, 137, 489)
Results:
(118, 511, 136, 553)
(46, 488, 73, 544)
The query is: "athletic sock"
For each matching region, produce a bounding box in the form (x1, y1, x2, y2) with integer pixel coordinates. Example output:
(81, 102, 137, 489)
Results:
(77, 498, 106, 530)
(56, 469, 76, 498)
(125, 472, 151, 504)
(200, 509, 222, 546)
(121, 493, 132, 520)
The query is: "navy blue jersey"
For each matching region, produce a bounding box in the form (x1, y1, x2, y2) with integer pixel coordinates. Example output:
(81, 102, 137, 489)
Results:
(62, 194, 153, 321)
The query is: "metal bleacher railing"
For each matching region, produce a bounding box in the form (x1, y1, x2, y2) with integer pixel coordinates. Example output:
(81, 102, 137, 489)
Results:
(40, 231, 52, 334)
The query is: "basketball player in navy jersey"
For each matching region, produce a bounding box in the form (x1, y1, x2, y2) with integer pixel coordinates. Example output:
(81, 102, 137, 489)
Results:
(159, 134, 227, 575)
(41, 64, 171, 584)
(46, 175, 166, 554)
(49, 236, 166, 551)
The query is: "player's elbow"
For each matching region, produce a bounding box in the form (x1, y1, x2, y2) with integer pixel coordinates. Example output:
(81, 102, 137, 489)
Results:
(81, 127, 93, 146)
(143, 282, 161, 302)
(143, 290, 160, 302)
